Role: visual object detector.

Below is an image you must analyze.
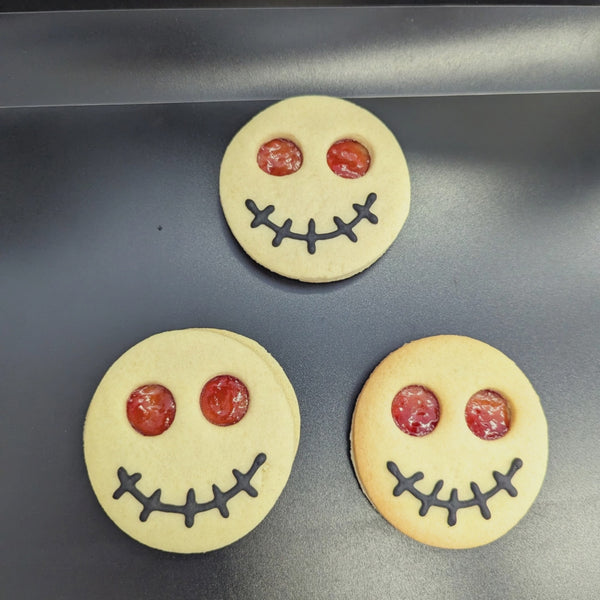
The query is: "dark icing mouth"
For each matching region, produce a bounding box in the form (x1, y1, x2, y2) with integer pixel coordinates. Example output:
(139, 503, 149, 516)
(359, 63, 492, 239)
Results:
(113, 452, 266, 528)
(245, 192, 378, 254)
(386, 457, 523, 526)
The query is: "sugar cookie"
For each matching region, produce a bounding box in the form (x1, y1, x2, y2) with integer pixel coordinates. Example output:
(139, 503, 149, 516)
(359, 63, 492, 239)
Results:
(350, 335, 547, 549)
(83, 328, 300, 553)
(219, 96, 410, 282)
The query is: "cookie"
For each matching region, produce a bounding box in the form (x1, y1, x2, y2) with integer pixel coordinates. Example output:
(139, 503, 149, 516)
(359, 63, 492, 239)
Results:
(83, 328, 300, 553)
(350, 335, 547, 549)
(219, 95, 410, 282)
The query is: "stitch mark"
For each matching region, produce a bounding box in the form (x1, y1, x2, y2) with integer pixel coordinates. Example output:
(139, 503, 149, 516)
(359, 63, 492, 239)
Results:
(113, 453, 266, 528)
(386, 457, 523, 526)
(245, 193, 378, 255)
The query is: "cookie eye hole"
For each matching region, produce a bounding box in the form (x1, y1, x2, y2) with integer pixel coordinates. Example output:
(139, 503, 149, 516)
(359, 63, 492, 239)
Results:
(200, 374, 250, 426)
(127, 384, 176, 436)
(257, 138, 302, 176)
(327, 139, 370, 179)
(391, 385, 440, 437)
(465, 390, 511, 440)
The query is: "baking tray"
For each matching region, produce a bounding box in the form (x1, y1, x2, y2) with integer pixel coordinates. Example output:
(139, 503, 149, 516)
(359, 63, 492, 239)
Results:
(1, 6, 600, 600)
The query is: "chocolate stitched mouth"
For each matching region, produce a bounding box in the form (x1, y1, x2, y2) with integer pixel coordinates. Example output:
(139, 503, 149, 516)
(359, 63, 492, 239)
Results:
(113, 452, 266, 528)
(386, 457, 523, 526)
(245, 192, 378, 255)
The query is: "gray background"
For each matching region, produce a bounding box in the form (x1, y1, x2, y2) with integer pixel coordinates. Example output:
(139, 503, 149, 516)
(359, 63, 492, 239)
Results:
(1, 7, 600, 600)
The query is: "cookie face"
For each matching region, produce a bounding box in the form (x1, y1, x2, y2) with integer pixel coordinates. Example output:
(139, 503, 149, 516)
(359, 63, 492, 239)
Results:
(351, 335, 548, 549)
(83, 329, 300, 553)
(219, 96, 410, 282)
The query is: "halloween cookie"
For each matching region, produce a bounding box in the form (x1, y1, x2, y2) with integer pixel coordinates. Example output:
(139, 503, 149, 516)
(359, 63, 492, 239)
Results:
(83, 328, 300, 553)
(219, 95, 410, 282)
(350, 335, 547, 549)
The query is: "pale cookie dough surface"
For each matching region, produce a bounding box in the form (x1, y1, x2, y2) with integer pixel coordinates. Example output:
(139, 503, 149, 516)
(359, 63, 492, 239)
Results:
(206, 328, 300, 446)
(351, 335, 548, 549)
(83, 328, 300, 553)
(219, 95, 410, 282)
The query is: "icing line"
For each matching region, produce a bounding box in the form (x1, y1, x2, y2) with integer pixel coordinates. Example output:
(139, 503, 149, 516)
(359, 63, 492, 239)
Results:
(386, 457, 523, 526)
(113, 452, 266, 527)
(245, 193, 378, 254)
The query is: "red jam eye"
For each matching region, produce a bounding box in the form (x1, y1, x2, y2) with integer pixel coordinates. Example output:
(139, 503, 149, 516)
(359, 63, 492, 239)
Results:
(257, 138, 302, 176)
(326, 139, 371, 179)
(391, 385, 440, 437)
(200, 374, 250, 426)
(127, 384, 176, 436)
(465, 390, 511, 440)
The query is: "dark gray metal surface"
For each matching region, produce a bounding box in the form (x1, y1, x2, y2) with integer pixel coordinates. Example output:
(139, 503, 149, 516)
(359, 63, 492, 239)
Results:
(1, 6, 600, 108)
(1, 7, 600, 600)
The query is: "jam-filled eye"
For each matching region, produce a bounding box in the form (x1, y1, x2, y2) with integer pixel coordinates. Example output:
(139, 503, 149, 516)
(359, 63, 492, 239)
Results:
(127, 384, 176, 436)
(327, 139, 370, 179)
(200, 374, 250, 426)
(465, 390, 511, 440)
(257, 138, 302, 176)
(391, 385, 440, 437)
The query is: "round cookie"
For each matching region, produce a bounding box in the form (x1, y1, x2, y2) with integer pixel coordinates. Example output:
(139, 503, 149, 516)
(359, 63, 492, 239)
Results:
(219, 95, 410, 283)
(350, 335, 548, 549)
(83, 328, 300, 553)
